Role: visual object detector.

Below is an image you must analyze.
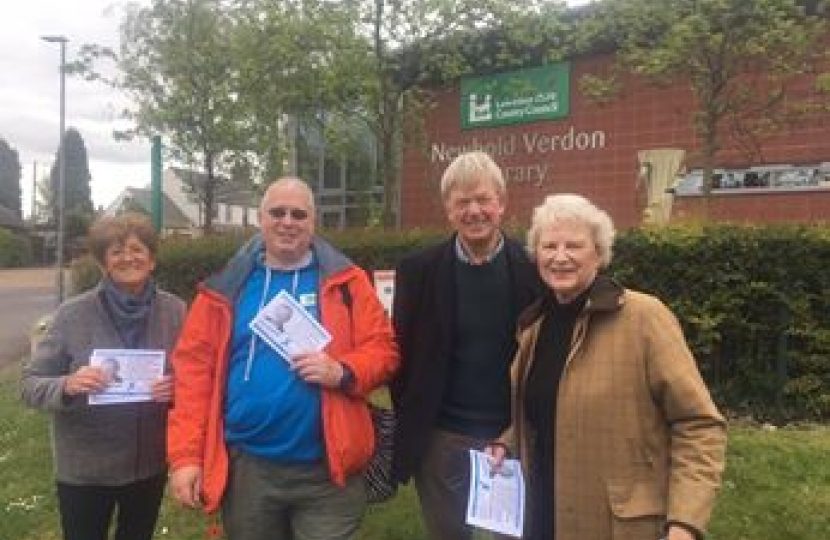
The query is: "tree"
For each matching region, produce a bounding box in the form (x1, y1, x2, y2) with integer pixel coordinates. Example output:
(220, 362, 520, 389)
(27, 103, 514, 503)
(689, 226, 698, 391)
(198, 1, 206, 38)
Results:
(76, 0, 248, 233)
(49, 127, 94, 239)
(77, 0, 572, 229)
(121, 0, 251, 233)
(230, 0, 368, 183)
(0, 137, 22, 218)
(580, 0, 830, 201)
(328, 0, 571, 226)
(33, 170, 53, 226)
(234, 0, 574, 227)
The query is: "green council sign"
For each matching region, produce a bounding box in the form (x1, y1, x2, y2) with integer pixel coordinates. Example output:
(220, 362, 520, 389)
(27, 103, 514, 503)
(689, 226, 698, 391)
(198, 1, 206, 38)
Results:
(461, 63, 570, 129)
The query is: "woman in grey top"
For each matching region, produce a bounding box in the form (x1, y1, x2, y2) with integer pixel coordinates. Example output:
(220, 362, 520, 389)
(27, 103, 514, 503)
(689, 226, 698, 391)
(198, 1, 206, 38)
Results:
(21, 213, 186, 540)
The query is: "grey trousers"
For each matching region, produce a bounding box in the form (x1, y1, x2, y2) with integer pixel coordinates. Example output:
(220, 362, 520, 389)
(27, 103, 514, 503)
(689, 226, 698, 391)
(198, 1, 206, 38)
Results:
(413, 428, 494, 540)
(222, 450, 366, 540)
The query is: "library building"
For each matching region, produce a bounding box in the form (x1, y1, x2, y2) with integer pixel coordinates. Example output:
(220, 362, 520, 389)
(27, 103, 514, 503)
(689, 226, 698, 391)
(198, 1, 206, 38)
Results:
(398, 57, 830, 229)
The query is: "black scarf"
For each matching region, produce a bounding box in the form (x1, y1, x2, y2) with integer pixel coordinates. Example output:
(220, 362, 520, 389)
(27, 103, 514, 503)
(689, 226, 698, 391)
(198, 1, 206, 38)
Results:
(100, 276, 155, 348)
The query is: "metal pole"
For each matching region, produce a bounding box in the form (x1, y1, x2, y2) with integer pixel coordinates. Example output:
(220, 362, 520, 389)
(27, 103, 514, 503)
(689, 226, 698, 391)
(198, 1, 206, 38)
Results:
(57, 40, 66, 305)
(31, 161, 37, 219)
(151, 135, 163, 233)
(42, 35, 68, 305)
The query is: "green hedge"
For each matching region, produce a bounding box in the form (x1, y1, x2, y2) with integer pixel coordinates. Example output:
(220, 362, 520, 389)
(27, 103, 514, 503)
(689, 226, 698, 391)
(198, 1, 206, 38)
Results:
(0, 229, 33, 268)
(70, 229, 446, 298)
(612, 225, 830, 422)
(70, 225, 830, 421)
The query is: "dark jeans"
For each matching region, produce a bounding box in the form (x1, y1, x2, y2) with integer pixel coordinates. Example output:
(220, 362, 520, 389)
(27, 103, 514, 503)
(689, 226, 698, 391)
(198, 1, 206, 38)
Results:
(56, 473, 166, 540)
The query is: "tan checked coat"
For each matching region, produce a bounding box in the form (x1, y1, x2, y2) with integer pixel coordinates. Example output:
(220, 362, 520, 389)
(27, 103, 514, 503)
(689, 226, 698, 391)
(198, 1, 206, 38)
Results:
(501, 277, 726, 540)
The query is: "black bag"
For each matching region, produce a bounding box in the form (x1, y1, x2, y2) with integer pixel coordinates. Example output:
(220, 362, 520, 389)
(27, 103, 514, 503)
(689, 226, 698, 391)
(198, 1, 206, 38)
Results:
(335, 282, 397, 503)
(365, 404, 397, 503)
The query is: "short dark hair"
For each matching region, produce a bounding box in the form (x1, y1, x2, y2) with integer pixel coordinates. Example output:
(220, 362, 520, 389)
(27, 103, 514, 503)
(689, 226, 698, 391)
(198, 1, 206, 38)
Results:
(87, 213, 158, 265)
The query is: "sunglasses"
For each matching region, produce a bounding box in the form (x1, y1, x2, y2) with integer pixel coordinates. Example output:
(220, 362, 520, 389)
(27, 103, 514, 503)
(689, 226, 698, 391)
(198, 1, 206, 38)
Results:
(267, 206, 309, 221)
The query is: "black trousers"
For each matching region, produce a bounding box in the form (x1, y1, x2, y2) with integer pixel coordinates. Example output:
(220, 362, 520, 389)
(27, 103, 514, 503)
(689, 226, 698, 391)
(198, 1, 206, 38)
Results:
(56, 473, 166, 540)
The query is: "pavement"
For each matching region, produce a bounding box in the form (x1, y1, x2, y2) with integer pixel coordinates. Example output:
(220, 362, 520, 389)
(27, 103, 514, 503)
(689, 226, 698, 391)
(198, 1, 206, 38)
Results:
(0, 267, 58, 367)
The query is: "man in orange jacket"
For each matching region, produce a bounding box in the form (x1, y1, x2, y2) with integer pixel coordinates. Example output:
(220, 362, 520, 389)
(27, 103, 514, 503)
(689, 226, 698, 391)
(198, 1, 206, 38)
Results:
(168, 178, 397, 540)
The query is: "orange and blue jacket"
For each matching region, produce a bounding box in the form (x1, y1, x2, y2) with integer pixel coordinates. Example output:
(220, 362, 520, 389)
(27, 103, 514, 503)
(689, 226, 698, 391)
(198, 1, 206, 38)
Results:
(167, 236, 398, 513)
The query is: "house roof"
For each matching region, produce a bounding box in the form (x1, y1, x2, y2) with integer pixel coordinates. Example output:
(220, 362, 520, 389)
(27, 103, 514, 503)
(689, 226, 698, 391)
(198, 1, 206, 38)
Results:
(114, 187, 193, 229)
(0, 204, 24, 230)
(169, 167, 260, 207)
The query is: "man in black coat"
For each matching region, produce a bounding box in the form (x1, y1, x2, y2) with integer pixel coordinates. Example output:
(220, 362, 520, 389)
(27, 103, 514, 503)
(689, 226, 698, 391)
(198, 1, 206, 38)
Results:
(391, 151, 542, 540)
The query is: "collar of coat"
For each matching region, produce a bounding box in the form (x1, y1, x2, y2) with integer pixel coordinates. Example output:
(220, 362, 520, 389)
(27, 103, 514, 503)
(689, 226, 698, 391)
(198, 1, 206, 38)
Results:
(517, 274, 624, 332)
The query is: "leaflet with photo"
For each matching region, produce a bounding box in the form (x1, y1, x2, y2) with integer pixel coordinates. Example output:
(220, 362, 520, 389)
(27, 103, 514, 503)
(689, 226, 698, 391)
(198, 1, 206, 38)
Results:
(88, 349, 166, 405)
(250, 290, 331, 363)
(466, 449, 525, 538)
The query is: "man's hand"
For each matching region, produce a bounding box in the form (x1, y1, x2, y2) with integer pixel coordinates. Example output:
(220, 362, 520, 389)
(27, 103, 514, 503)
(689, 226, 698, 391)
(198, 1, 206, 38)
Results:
(292, 352, 344, 388)
(170, 465, 203, 509)
(484, 442, 508, 475)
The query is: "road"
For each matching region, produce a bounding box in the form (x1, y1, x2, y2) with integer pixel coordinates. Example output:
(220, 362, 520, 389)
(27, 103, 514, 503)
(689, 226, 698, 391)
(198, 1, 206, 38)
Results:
(0, 267, 57, 366)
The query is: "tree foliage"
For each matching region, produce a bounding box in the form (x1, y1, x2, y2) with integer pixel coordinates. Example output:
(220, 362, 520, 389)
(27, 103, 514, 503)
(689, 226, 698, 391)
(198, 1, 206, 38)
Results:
(230, 0, 369, 182)
(77, 0, 571, 228)
(581, 0, 830, 197)
(48, 127, 94, 240)
(74, 0, 248, 233)
(122, 0, 249, 233)
(0, 137, 22, 219)
(342, 0, 572, 225)
(33, 170, 53, 226)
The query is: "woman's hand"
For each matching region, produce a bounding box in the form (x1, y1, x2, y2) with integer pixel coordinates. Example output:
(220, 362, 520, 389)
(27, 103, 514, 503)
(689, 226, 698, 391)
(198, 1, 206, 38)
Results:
(666, 524, 697, 540)
(151, 375, 174, 402)
(170, 465, 203, 509)
(64, 365, 108, 397)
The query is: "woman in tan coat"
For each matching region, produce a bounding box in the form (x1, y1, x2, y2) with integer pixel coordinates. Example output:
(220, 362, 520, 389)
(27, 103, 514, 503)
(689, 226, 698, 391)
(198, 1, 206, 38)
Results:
(488, 194, 726, 540)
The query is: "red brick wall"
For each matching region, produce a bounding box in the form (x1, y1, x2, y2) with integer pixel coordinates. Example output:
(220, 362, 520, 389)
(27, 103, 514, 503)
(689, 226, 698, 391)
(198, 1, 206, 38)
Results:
(673, 190, 830, 224)
(400, 54, 830, 229)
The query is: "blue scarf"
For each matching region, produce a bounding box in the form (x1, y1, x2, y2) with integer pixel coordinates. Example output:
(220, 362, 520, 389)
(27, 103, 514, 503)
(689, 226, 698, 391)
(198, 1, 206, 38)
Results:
(99, 277, 156, 348)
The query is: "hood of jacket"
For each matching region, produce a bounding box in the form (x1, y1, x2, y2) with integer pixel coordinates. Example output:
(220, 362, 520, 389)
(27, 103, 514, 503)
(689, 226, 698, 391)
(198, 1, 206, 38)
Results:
(203, 234, 354, 302)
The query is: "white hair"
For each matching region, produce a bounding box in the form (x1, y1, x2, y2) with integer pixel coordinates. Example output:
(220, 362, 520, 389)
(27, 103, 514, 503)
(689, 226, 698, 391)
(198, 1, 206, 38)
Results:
(527, 193, 616, 267)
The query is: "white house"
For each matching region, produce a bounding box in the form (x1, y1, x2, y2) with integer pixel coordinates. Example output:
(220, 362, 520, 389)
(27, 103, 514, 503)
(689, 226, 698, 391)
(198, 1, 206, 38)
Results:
(105, 168, 260, 234)
(162, 168, 260, 231)
(104, 187, 194, 234)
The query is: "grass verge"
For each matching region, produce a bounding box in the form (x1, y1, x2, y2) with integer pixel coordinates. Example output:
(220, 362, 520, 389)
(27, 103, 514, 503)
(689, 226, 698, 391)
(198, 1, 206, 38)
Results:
(2, 363, 828, 539)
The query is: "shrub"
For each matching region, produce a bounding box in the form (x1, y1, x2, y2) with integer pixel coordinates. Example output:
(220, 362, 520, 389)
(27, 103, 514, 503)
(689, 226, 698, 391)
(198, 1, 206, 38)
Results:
(0, 229, 33, 267)
(156, 233, 252, 300)
(69, 255, 101, 294)
(611, 225, 830, 421)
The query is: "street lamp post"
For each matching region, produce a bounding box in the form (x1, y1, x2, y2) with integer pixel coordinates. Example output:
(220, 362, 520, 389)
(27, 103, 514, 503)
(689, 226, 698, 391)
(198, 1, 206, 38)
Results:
(41, 35, 68, 306)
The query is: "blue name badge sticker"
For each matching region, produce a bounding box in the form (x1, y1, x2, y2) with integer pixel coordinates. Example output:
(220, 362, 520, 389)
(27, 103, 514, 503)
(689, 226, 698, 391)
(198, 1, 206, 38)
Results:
(299, 293, 317, 307)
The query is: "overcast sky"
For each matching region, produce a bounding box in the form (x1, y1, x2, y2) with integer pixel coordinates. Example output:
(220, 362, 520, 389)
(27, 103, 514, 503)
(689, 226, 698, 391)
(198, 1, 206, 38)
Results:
(1, 0, 152, 216)
(1, 0, 592, 217)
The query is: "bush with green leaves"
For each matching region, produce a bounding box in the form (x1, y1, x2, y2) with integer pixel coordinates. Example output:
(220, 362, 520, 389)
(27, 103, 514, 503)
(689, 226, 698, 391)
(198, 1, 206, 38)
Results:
(613, 225, 830, 421)
(0, 229, 32, 267)
(69, 225, 830, 421)
(155, 229, 444, 301)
